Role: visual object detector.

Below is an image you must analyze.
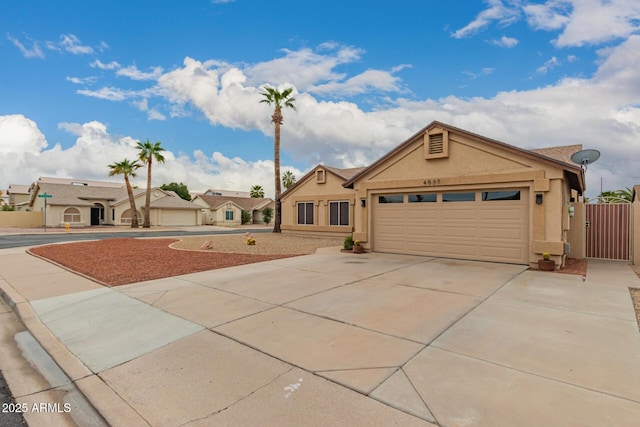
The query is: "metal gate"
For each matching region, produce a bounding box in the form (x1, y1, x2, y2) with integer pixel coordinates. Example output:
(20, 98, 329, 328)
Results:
(585, 203, 631, 260)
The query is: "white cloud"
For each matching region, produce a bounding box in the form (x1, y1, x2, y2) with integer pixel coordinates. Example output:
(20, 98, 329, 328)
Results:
(59, 34, 94, 54)
(489, 36, 519, 48)
(457, 0, 640, 47)
(116, 65, 164, 81)
(66, 76, 98, 85)
(0, 117, 303, 197)
(76, 86, 137, 101)
(90, 60, 121, 70)
(536, 56, 560, 74)
(0, 115, 47, 153)
(69, 38, 640, 198)
(451, 0, 522, 39)
(7, 35, 44, 59)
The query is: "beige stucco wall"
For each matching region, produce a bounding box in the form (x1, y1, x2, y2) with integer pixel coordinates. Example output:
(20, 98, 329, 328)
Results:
(280, 168, 355, 237)
(0, 211, 43, 227)
(212, 202, 242, 227)
(566, 201, 585, 259)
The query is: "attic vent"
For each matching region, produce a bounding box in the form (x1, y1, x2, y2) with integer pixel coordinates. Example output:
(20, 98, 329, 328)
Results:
(316, 169, 326, 184)
(424, 129, 449, 159)
(429, 134, 444, 154)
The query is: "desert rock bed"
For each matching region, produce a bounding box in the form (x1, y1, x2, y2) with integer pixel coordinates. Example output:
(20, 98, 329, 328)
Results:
(29, 234, 342, 287)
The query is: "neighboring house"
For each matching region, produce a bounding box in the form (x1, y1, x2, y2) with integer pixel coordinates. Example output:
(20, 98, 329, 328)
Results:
(7, 184, 31, 210)
(202, 188, 251, 198)
(192, 195, 274, 226)
(280, 121, 585, 268)
(28, 177, 201, 227)
(279, 165, 365, 237)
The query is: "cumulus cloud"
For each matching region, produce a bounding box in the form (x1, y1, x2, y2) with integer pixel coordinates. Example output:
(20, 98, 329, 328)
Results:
(28, 33, 640, 198)
(0, 116, 304, 197)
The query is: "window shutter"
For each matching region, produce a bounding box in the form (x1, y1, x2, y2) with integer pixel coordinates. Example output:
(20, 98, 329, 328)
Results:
(429, 134, 444, 154)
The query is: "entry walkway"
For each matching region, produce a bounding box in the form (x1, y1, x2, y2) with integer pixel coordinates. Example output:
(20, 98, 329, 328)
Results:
(1, 246, 640, 426)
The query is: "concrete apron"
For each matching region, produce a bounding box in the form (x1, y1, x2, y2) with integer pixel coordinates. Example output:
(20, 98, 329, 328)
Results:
(1, 248, 640, 426)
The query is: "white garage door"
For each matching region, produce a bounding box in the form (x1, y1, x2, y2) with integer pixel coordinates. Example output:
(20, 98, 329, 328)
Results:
(373, 189, 529, 264)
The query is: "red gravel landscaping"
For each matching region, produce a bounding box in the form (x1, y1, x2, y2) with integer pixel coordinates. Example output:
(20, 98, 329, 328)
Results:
(28, 238, 297, 287)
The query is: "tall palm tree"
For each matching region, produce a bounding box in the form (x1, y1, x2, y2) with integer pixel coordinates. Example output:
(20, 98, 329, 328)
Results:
(108, 159, 141, 228)
(137, 139, 166, 228)
(259, 85, 296, 233)
(282, 171, 296, 190)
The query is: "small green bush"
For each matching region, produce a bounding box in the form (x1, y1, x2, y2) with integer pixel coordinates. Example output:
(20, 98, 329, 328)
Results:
(344, 235, 354, 250)
(262, 207, 273, 226)
(241, 210, 252, 225)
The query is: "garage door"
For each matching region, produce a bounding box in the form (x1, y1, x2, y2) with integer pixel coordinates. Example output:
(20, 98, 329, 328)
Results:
(373, 189, 529, 264)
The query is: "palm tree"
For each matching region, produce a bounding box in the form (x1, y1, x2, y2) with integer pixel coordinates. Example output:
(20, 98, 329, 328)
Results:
(259, 85, 296, 232)
(250, 185, 265, 198)
(282, 170, 296, 190)
(108, 159, 141, 228)
(137, 139, 166, 228)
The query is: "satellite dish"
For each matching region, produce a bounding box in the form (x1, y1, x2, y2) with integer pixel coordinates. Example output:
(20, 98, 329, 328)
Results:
(570, 149, 600, 171)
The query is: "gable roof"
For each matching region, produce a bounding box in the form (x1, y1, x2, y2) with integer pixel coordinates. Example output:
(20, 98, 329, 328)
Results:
(343, 121, 585, 193)
(195, 195, 273, 211)
(279, 164, 366, 199)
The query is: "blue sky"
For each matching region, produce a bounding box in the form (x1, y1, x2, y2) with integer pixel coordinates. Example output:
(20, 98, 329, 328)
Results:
(1, 0, 639, 198)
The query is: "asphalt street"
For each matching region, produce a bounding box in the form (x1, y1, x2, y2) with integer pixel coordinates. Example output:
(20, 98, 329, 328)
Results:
(0, 370, 26, 427)
(0, 228, 272, 249)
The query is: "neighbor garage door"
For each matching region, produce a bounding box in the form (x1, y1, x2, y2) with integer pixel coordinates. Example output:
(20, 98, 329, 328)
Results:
(372, 189, 529, 264)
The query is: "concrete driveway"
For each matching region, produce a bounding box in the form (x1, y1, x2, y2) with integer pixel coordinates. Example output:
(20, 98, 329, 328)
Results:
(1, 246, 640, 426)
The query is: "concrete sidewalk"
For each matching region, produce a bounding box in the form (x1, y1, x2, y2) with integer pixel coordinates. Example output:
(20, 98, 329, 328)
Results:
(1, 246, 640, 426)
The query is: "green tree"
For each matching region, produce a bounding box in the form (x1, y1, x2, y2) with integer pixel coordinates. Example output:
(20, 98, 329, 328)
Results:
(250, 185, 265, 198)
(259, 85, 296, 232)
(108, 159, 141, 228)
(282, 170, 296, 190)
(262, 207, 273, 226)
(137, 139, 166, 228)
(161, 182, 191, 201)
(597, 188, 633, 203)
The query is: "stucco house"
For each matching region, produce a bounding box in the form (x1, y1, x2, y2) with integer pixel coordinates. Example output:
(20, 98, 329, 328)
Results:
(192, 195, 274, 226)
(279, 165, 365, 237)
(6, 184, 31, 210)
(28, 177, 201, 227)
(280, 121, 585, 269)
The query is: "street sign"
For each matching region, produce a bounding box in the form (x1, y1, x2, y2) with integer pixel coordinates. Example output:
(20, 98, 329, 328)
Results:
(38, 193, 52, 232)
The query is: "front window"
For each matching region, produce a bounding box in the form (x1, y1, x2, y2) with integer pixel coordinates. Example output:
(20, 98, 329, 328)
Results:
(225, 210, 234, 221)
(297, 202, 314, 225)
(63, 207, 81, 223)
(329, 201, 349, 226)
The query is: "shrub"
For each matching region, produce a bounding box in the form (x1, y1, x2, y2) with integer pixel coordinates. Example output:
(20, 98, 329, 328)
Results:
(344, 235, 354, 250)
(241, 210, 252, 225)
(262, 207, 273, 226)
(246, 237, 256, 245)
